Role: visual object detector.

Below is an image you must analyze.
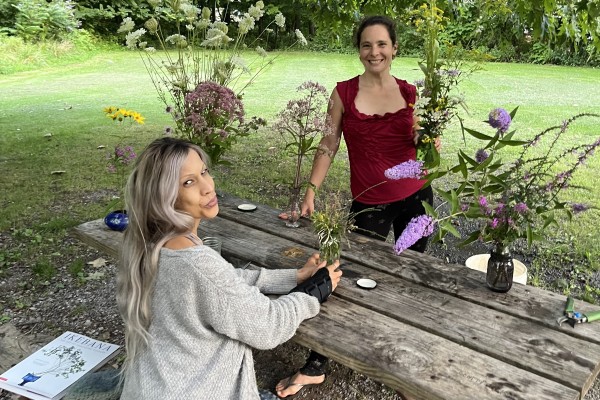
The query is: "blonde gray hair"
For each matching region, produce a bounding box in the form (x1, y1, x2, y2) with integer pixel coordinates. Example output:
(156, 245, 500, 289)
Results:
(117, 137, 209, 374)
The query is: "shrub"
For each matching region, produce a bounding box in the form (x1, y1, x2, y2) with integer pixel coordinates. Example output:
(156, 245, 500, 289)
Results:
(11, 0, 79, 42)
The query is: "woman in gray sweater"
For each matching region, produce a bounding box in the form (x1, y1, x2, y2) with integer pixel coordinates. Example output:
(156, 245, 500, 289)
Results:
(117, 137, 342, 400)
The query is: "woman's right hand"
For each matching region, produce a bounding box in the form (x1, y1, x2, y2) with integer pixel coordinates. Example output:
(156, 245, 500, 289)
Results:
(300, 190, 315, 217)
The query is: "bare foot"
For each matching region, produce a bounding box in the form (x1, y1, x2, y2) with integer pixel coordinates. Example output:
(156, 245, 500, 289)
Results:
(397, 390, 416, 400)
(275, 372, 326, 398)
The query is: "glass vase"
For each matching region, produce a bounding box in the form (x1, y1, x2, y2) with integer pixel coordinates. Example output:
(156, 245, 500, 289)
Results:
(320, 240, 341, 265)
(486, 242, 514, 293)
(285, 189, 301, 228)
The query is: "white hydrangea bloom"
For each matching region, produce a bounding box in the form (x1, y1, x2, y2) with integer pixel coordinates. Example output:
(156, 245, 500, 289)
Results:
(201, 28, 229, 47)
(248, 5, 264, 20)
(165, 34, 187, 47)
(125, 28, 146, 49)
(255, 46, 268, 57)
(275, 13, 285, 28)
(180, 3, 199, 22)
(231, 56, 249, 73)
(295, 29, 307, 46)
(195, 19, 210, 30)
(213, 21, 228, 34)
(238, 13, 255, 34)
(118, 17, 135, 33)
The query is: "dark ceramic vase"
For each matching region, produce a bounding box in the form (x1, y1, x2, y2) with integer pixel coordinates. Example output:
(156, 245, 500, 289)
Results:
(104, 210, 128, 231)
(486, 242, 514, 293)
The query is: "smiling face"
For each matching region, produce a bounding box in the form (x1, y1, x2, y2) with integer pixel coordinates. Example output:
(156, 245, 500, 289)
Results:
(358, 24, 398, 73)
(174, 149, 218, 222)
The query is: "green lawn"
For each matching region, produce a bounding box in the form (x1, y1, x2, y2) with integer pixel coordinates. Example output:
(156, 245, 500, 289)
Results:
(1, 49, 599, 273)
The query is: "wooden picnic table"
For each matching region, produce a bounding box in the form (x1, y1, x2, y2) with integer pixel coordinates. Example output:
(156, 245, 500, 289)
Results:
(73, 192, 600, 400)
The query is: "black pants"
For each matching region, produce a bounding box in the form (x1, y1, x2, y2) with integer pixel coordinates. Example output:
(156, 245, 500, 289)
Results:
(349, 185, 434, 251)
(302, 186, 434, 376)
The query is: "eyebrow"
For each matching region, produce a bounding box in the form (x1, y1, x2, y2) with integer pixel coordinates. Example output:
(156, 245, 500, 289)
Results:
(361, 40, 389, 45)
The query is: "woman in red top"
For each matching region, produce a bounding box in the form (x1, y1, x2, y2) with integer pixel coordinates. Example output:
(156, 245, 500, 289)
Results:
(276, 15, 431, 400)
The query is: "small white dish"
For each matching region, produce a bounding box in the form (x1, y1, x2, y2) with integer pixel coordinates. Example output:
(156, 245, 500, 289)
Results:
(356, 278, 377, 290)
(237, 203, 257, 212)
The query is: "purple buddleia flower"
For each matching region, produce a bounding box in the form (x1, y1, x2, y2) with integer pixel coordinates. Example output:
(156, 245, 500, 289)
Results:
(514, 202, 528, 213)
(489, 218, 499, 228)
(571, 203, 590, 214)
(495, 203, 505, 214)
(384, 160, 425, 180)
(479, 196, 488, 208)
(488, 108, 511, 134)
(393, 215, 435, 254)
(475, 149, 489, 163)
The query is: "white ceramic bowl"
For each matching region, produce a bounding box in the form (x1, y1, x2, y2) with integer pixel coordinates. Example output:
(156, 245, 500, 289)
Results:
(465, 254, 528, 285)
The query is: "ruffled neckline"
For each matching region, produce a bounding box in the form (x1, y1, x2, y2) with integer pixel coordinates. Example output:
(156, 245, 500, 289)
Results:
(347, 75, 412, 120)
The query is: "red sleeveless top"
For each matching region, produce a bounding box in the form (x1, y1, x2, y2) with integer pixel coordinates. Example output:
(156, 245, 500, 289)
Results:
(337, 76, 425, 204)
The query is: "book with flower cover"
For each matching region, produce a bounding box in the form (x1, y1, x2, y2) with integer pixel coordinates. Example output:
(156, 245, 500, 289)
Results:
(0, 331, 120, 400)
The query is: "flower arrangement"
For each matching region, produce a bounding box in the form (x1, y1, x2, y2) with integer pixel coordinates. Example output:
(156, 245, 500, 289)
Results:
(311, 193, 354, 264)
(180, 81, 265, 165)
(272, 81, 333, 226)
(117, 0, 307, 165)
(102, 106, 140, 211)
(410, 0, 479, 168)
(390, 108, 600, 254)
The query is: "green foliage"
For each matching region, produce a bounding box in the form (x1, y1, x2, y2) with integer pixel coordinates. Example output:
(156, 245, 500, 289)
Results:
(74, 0, 153, 37)
(11, 0, 79, 42)
(0, 30, 112, 74)
(68, 259, 85, 278)
(32, 257, 57, 282)
(0, 0, 18, 31)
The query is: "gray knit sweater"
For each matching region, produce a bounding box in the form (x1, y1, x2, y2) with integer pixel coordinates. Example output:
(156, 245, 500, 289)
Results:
(120, 246, 320, 400)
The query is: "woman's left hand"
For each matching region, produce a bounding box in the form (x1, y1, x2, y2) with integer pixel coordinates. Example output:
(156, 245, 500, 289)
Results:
(296, 253, 324, 284)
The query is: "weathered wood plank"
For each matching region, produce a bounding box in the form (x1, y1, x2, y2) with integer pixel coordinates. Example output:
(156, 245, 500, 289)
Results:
(200, 216, 600, 397)
(299, 297, 578, 400)
(72, 219, 121, 260)
(214, 193, 600, 345)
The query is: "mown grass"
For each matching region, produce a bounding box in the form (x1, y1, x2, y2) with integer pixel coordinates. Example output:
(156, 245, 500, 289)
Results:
(1, 47, 599, 296)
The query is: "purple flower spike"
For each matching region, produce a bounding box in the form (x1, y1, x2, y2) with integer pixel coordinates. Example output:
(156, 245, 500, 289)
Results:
(478, 196, 488, 208)
(475, 149, 489, 163)
(393, 215, 435, 254)
(514, 202, 529, 213)
(488, 108, 511, 134)
(384, 160, 425, 180)
(571, 203, 590, 214)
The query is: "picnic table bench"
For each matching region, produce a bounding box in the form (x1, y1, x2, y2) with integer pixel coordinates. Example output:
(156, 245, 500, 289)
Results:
(73, 192, 600, 400)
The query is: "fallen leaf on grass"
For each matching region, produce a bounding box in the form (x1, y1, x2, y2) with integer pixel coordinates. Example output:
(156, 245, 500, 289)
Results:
(50, 171, 66, 175)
